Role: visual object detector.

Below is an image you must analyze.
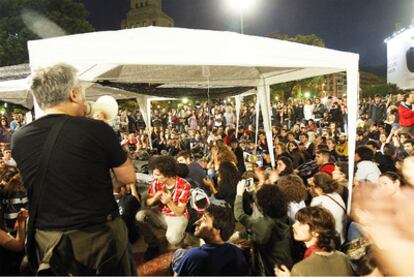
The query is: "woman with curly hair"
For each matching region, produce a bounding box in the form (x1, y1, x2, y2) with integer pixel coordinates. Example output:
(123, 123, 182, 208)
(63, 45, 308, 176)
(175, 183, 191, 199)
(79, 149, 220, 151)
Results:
(275, 206, 354, 276)
(308, 172, 346, 244)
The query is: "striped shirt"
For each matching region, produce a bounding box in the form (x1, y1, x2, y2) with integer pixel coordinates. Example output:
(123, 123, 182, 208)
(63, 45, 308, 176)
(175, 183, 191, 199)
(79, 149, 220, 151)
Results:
(148, 176, 191, 217)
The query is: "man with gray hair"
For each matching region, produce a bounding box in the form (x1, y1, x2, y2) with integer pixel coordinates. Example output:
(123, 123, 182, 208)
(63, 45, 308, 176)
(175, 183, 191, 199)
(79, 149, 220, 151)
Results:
(11, 64, 136, 275)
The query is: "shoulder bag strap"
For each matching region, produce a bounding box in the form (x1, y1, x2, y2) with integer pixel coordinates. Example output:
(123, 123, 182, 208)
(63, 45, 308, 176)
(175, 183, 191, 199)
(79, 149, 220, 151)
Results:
(323, 193, 346, 214)
(28, 117, 69, 229)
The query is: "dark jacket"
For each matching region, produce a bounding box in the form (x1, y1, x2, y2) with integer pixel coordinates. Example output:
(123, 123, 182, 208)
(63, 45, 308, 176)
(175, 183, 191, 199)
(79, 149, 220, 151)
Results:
(368, 102, 387, 123)
(234, 195, 293, 275)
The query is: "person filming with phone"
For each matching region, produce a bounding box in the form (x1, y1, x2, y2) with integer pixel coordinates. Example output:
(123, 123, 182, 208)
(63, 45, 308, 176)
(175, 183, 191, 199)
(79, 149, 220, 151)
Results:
(234, 171, 293, 276)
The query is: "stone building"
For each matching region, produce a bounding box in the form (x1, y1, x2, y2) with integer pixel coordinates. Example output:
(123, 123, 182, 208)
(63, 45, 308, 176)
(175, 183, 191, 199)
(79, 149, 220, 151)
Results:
(121, 0, 174, 29)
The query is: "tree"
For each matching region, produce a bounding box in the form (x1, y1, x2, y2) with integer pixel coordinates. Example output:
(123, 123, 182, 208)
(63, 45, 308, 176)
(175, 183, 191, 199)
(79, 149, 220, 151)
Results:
(0, 0, 94, 66)
(360, 83, 401, 98)
(268, 33, 325, 101)
(269, 33, 325, 47)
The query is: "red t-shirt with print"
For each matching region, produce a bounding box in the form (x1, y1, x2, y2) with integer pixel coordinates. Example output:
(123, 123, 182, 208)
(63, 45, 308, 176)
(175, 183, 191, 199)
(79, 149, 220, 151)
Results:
(148, 176, 191, 218)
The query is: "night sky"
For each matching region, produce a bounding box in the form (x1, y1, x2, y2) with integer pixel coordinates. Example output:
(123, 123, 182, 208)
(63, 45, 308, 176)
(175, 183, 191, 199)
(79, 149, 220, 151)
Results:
(83, 0, 414, 76)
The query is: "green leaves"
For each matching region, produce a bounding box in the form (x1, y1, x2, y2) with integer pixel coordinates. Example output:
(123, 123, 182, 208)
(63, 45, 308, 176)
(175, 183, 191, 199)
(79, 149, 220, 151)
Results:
(0, 0, 94, 66)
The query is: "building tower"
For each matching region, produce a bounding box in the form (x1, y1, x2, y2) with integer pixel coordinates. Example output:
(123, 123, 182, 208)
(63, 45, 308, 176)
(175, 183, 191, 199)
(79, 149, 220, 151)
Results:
(121, 0, 174, 29)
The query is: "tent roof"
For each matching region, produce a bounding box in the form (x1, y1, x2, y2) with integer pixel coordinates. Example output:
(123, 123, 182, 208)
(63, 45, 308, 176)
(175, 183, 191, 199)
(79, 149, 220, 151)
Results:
(0, 64, 30, 82)
(28, 27, 358, 90)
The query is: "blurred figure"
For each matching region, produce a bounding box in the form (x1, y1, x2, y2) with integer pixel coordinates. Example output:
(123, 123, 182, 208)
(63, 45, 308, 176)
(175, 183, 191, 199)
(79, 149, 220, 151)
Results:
(353, 184, 414, 276)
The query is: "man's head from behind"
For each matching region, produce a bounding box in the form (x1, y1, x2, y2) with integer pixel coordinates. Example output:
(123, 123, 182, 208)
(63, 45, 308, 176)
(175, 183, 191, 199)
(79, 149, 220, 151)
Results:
(194, 204, 235, 243)
(31, 63, 86, 115)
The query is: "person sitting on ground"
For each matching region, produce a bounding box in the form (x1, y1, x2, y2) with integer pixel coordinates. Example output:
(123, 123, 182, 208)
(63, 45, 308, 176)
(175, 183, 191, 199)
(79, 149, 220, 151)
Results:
(0, 209, 28, 275)
(274, 206, 354, 276)
(354, 145, 381, 185)
(277, 175, 308, 224)
(234, 181, 293, 275)
(287, 141, 305, 168)
(230, 138, 246, 174)
(113, 180, 141, 244)
(378, 171, 405, 199)
(314, 149, 335, 176)
(275, 156, 295, 178)
(135, 155, 191, 260)
(331, 162, 349, 205)
(1, 146, 16, 168)
(308, 172, 347, 244)
(203, 161, 240, 208)
(173, 204, 248, 276)
(176, 150, 207, 187)
(0, 173, 28, 233)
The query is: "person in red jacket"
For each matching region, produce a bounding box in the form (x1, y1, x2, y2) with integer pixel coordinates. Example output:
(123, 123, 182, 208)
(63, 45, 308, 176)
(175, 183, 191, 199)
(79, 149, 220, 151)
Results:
(315, 149, 335, 176)
(399, 91, 414, 134)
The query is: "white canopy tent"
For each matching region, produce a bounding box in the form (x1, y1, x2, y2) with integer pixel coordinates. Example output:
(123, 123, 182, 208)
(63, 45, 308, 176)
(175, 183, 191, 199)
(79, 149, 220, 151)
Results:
(0, 77, 150, 109)
(27, 27, 359, 210)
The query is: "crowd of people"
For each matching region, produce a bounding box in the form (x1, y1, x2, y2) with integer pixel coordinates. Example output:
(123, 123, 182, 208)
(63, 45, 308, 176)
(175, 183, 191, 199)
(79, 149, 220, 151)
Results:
(0, 63, 414, 276)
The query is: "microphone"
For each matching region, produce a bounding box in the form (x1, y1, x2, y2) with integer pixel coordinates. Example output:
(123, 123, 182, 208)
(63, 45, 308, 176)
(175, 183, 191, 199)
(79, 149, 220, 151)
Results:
(86, 95, 118, 121)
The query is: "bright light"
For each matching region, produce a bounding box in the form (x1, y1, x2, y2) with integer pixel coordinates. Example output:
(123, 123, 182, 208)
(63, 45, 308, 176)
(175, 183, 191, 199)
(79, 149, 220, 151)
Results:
(4, 103, 7, 108)
(227, 0, 255, 12)
(182, 97, 189, 104)
(304, 92, 311, 98)
(275, 96, 279, 101)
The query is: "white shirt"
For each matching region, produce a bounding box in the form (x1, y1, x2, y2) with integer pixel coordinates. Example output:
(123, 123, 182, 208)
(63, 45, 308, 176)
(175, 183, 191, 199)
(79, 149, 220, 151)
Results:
(303, 104, 315, 120)
(288, 201, 306, 224)
(354, 160, 381, 184)
(311, 192, 346, 244)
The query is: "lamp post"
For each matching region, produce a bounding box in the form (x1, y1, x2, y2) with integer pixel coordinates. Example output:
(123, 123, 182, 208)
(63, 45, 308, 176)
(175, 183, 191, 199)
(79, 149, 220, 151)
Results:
(227, 0, 255, 34)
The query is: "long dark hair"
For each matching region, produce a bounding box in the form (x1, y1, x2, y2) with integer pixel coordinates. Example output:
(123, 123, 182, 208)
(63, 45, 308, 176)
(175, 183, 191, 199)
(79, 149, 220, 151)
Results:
(218, 161, 240, 191)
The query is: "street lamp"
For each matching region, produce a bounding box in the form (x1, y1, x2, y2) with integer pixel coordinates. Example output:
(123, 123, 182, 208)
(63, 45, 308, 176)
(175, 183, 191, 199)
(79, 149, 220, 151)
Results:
(227, 0, 255, 34)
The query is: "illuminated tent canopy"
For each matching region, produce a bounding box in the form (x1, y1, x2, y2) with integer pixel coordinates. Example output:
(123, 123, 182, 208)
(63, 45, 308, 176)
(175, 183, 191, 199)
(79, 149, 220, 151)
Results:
(26, 26, 359, 208)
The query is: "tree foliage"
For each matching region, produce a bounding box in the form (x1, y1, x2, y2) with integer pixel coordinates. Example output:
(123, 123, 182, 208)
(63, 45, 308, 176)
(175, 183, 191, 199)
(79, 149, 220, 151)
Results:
(268, 33, 326, 101)
(0, 0, 94, 66)
(360, 83, 401, 98)
(269, 33, 325, 47)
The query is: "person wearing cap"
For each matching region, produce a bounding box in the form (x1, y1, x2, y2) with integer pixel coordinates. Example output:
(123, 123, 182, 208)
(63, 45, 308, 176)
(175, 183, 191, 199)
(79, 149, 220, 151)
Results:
(11, 64, 136, 275)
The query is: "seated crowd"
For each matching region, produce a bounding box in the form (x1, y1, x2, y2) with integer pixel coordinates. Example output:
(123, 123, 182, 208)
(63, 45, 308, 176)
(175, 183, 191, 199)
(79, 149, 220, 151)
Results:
(1, 91, 414, 275)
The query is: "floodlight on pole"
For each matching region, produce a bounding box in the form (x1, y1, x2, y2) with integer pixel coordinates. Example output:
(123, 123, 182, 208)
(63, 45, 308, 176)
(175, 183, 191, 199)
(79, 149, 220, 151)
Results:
(227, 0, 255, 34)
